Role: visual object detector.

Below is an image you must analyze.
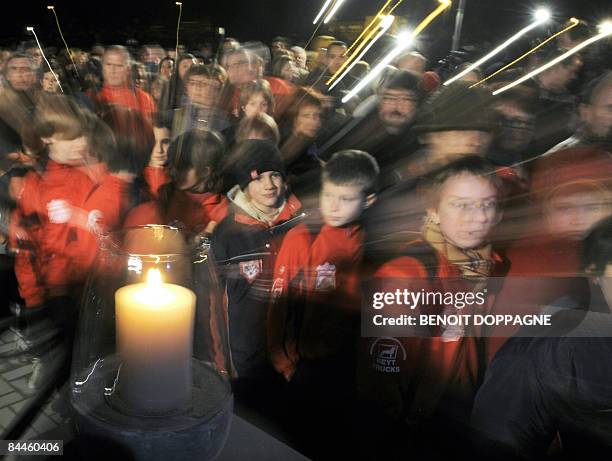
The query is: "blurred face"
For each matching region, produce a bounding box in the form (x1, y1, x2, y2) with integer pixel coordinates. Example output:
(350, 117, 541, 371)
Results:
(281, 61, 298, 82)
(581, 84, 612, 142)
(271, 41, 286, 53)
(539, 60, 578, 92)
(45, 135, 89, 167)
(492, 102, 534, 152)
(320, 181, 369, 227)
(293, 104, 322, 138)
(379, 88, 417, 132)
(25, 48, 43, 68)
(243, 92, 270, 118)
(427, 130, 492, 162)
(177, 58, 194, 80)
(326, 45, 347, 75)
(150, 127, 170, 167)
(134, 67, 147, 89)
(103, 51, 129, 87)
(546, 190, 612, 239)
(186, 75, 222, 108)
(429, 173, 499, 250)
(42, 72, 60, 93)
(6, 57, 36, 91)
(291, 48, 307, 69)
(226, 52, 254, 85)
(246, 171, 285, 214)
(160, 59, 174, 79)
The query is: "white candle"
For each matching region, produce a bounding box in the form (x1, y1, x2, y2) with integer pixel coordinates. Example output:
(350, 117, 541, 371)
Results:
(115, 269, 196, 415)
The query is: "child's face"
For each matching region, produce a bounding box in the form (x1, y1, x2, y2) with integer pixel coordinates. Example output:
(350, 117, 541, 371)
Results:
(428, 173, 499, 250)
(246, 171, 285, 213)
(243, 93, 270, 118)
(150, 127, 170, 167)
(45, 135, 88, 167)
(546, 190, 611, 239)
(320, 181, 368, 227)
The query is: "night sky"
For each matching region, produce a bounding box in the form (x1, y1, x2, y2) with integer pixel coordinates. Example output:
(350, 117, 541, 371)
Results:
(5, 0, 611, 59)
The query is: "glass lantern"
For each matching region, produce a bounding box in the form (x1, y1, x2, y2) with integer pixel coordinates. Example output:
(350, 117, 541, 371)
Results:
(70, 225, 233, 460)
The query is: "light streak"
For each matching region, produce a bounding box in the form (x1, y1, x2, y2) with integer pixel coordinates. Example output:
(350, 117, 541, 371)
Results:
(175, 2, 183, 59)
(313, 0, 333, 24)
(26, 26, 63, 93)
(444, 8, 551, 86)
(493, 23, 612, 96)
(47, 5, 79, 78)
(324, 0, 347, 24)
(328, 15, 395, 91)
(342, 0, 451, 103)
(471, 17, 580, 87)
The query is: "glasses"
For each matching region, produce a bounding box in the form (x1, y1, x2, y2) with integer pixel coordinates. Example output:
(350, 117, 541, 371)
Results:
(448, 200, 498, 213)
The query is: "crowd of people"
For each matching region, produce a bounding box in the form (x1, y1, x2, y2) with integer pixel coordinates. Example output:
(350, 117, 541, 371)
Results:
(0, 24, 611, 459)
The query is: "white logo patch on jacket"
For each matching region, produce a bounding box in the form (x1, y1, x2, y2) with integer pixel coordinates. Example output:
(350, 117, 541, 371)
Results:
(239, 259, 263, 283)
(315, 262, 336, 291)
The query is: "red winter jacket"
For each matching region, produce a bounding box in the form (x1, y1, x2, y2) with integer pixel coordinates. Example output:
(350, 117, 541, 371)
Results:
(358, 240, 507, 424)
(13, 161, 130, 304)
(269, 222, 364, 374)
(91, 85, 157, 119)
(124, 190, 229, 234)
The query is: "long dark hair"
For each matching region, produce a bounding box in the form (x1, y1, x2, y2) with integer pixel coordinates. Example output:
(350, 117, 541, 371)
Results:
(157, 129, 226, 218)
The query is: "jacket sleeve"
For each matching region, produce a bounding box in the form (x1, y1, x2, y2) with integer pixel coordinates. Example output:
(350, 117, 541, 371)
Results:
(9, 209, 44, 308)
(267, 226, 309, 363)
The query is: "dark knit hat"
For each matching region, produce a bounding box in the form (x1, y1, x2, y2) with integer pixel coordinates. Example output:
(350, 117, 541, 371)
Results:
(379, 69, 421, 94)
(233, 139, 286, 190)
(414, 81, 494, 133)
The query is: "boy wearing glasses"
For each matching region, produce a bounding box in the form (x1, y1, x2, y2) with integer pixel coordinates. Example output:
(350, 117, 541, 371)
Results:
(358, 156, 509, 458)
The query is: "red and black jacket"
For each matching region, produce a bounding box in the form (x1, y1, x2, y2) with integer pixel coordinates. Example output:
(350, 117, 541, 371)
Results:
(210, 194, 302, 379)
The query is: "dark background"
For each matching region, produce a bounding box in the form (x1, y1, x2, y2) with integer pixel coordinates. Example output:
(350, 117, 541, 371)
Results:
(4, 0, 611, 61)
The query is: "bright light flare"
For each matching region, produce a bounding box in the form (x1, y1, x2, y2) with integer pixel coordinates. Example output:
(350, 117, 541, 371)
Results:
(396, 29, 413, 43)
(493, 26, 612, 96)
(599, 21, 612, 34)
(46, 5, 54, 9)
(444, 8, 551, 86)
(329, 15, 395, 91)
(313, 0, 333, 24)
(534, 8, 551, 22)
(324, 0, 347, 24)
(342, 0, 451, 103)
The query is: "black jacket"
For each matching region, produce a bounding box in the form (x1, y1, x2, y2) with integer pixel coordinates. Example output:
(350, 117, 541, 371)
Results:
(211, 194, 303, 378)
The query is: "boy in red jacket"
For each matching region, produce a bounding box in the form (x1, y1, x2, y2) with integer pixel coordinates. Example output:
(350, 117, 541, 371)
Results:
(358, 156, 508, 458)
(267, 150, 379, 458)
(269, 149, 379, 379)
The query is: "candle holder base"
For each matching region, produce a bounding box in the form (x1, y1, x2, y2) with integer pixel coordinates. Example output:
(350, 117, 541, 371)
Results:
(72, 359, 232, 461)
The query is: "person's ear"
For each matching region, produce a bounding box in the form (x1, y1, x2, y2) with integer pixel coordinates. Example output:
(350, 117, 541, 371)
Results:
(365, 193, 377, 209)
(427, 207, 440, 225)
(41, 137, 53, 145)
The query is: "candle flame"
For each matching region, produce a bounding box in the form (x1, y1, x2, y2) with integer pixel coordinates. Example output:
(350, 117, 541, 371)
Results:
(146, 268, 163, 286)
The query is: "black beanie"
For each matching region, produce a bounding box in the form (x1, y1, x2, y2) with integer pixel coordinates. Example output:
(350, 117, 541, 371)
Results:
(233, 139, 286, 190)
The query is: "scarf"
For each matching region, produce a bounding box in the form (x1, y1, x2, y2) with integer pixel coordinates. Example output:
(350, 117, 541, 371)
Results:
(423, 217, 495, 283)
(228, 185, 286, 226)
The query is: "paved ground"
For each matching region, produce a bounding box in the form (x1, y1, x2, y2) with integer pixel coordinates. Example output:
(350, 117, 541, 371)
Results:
(0, 325, 70, 443)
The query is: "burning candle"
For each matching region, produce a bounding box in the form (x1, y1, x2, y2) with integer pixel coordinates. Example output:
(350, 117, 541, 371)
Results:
(115, 268, 196, 415)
